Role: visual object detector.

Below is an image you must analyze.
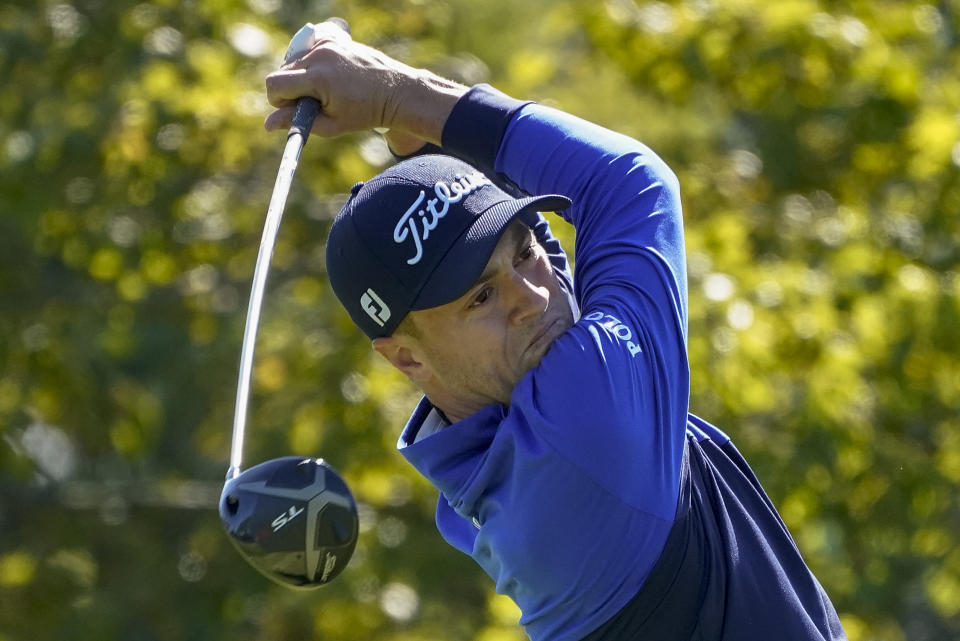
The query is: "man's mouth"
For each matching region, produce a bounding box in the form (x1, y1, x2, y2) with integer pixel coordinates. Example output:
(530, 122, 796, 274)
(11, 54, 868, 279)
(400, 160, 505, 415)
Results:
(525, 317, 559, 356)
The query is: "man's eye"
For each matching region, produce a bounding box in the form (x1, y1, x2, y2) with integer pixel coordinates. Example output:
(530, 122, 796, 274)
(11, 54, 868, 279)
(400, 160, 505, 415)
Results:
(518, 244, 535, 261)
(471, 287, 491, 307)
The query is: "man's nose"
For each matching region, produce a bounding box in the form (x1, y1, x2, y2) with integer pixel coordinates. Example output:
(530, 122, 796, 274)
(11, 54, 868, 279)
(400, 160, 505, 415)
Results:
(506, 272, 548, 326)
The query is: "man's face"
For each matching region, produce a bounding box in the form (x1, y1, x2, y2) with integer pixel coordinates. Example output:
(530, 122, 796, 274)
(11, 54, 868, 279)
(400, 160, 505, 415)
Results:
(404, 221, 575, 411)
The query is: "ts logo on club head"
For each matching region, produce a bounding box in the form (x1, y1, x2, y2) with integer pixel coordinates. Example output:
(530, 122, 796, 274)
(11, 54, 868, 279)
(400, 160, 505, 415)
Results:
(361, 288, 390, 327)
(271, 505, 304, 532)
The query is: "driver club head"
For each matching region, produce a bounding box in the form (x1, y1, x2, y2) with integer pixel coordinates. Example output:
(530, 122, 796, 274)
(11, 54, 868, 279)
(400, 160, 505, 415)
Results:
(219, 456, 358, 588)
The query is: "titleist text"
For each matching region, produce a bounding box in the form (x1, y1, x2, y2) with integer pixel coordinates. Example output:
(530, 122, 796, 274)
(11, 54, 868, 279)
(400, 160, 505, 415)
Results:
(394, 172, 493, 265)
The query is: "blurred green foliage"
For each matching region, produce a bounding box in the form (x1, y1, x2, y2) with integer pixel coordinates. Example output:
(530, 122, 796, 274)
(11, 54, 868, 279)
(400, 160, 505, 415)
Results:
(1, 0, 958, 639)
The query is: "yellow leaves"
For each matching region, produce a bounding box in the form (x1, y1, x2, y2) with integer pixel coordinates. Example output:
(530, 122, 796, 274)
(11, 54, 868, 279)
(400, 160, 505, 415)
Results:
(117, 271, 148, 301)
(864, 558, 889, 587)
(185, 39, 234, 83)
(836, 445, 870, 479)
(935, 420, 960, 483)
(336, 149, 378, 187)
(110, 418, 144, 456)
(351, 468, 403, 507)
(699, 28, 732, 67)
(218, 129, 255, 169)
(850, 295, 890, 361)
(830, 241, 876, 281)
(188, 314, 217, 344)
(65, 101, 97, 130)
(798, 116, 846, 159)
(852, 143, 898, 175)
(762, 0, 820, 36)
(846, 473, 889, 517)
(116, 130, 151, 166)
(172, 39, 258, 134)
(142, 61, 181, 101)
(289, 401, 327, 454)
(100, 304, 137, 357)
(910, 485, 949, 520)
(912, 527, 952, 557)
(882, 57, 920, 103)
(474, 629, 528, 641)
(37, 208, 77, 246)
(701, 210, 751, 266)
(0, 378, 20, 415)
(839, 614, 869, 641)
(23, 396, 64, 438)
(109, 378, 163, 457)
(292, 276, 324, 306)
(488, 592, 522, 624)
(507, 50, 556, 93)
(364, 358, 421, 441)
(781, 487, 819, 527)
(808, 344, 875, 429)
(474, 593, 526, 641)
(926, 564, 960, 618)
(850, 36, 890, 84)
(89, 247, 124, 281)
(254, 354, 288, 391)
(651, 59, 691, 100)
(0, 551, 36, 587)
(48, 548, 98, 588)
(802, 50, 833, 88)
(102, 99, 155, 175)
(312, 601, 364, 640)
(906, 108, 960, 177)
(140, 249, 177, 285)
(738, 377, 778, 413)
(733, 61, 784, 107)
(804, 464, 832, 493)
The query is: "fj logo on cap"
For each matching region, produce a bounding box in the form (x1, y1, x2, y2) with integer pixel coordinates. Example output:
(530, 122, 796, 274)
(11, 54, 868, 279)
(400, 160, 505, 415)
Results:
(360, 288, 390, 327)
(393, 172, 493, 265)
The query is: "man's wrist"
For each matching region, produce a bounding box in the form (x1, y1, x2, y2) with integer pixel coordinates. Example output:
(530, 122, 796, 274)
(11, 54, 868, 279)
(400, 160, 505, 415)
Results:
(391, 68, 468, 145)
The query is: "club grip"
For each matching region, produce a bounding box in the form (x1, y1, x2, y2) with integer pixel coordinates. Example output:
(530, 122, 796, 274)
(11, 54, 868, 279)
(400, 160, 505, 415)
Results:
(289, 97, 321, 139)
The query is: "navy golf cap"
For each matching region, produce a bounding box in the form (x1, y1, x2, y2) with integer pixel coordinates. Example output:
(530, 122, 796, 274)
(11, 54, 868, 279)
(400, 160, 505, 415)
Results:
(326, 155, 571, 338)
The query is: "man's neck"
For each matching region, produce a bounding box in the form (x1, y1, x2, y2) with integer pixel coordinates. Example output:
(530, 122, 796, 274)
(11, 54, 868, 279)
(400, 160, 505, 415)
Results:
(422, 387, 489, 425)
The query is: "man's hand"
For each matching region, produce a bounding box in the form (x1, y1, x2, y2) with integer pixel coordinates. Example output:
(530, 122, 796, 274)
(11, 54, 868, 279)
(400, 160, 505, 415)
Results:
(264, 22, 467, 145)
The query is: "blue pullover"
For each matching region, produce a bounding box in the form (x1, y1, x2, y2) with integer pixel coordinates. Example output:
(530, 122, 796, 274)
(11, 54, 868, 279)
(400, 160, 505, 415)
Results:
(397, 86, 846, 641)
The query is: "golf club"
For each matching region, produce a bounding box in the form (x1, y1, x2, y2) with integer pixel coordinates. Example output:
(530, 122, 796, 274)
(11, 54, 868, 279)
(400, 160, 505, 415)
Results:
(218, 18, 359, 589)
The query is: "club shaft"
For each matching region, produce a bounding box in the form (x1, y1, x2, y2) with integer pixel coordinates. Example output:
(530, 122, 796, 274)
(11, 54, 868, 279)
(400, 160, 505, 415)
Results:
(228, 104, 316, 479)
(227, 20, 334, 479)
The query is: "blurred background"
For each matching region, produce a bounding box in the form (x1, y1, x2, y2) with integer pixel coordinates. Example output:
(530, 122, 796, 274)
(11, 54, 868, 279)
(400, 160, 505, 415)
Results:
(1, 0, 958, 639)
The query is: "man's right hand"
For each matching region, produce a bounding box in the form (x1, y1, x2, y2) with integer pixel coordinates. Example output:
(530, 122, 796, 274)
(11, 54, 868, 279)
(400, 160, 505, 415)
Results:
(264, 22, 467, 145)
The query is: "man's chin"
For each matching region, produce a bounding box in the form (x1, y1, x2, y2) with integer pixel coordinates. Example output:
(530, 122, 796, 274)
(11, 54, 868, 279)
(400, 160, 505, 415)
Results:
(517, 313, 573, 376)
(521, 331, 557, 370)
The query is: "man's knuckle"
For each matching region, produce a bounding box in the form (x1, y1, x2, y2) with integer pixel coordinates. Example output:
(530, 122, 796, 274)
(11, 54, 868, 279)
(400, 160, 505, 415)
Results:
(265, 73, 282, 93)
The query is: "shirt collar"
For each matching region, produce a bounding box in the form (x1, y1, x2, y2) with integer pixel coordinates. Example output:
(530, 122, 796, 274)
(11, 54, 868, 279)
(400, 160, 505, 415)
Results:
(397, 396, 504, 501)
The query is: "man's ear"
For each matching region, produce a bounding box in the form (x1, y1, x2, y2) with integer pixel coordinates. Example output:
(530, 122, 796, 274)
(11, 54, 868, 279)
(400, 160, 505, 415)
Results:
(372, 335, 431, 383)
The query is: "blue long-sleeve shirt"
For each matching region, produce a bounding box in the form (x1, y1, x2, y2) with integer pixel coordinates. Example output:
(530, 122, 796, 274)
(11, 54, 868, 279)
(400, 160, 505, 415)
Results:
(397, 86, 845, 641)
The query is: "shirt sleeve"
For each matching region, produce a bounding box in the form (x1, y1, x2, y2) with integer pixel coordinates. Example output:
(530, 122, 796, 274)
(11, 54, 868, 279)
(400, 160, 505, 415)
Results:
(443, 86, 690, 517)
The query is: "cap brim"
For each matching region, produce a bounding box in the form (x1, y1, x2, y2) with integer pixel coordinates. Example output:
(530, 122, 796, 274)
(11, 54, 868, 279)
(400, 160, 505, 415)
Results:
(410, 193, 571, 310)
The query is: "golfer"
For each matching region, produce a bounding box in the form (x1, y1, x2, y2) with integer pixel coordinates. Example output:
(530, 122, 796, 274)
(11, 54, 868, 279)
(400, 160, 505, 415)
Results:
(265, 23, 847, 641)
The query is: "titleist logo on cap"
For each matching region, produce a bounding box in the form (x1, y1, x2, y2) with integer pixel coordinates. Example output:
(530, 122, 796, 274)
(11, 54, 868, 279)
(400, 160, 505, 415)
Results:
(393, 172, 493, 265)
